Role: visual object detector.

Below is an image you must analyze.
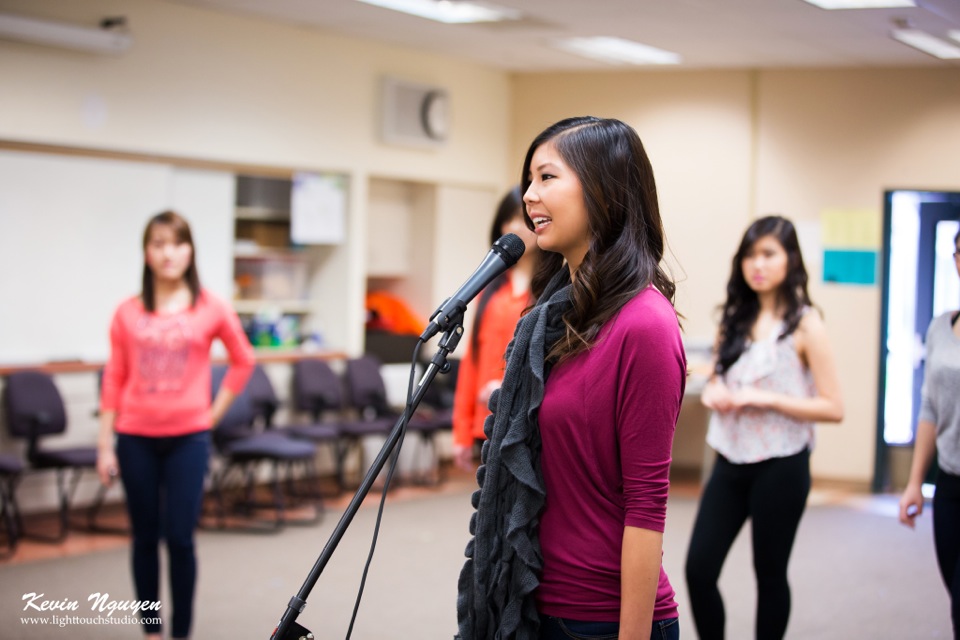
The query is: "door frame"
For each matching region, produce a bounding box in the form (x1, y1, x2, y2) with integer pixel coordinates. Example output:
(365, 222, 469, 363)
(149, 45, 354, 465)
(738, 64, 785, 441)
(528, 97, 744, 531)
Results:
(875, 189, 960, 492)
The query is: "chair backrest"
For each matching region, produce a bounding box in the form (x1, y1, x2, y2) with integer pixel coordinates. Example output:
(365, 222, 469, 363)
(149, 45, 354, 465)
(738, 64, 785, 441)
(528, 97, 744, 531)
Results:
(3, 370, 67, 440)
(245, 365, 279, 427)
(292, 359, 345, 420)
(344, 354, 391, 417)
(210, 365, 256, 445)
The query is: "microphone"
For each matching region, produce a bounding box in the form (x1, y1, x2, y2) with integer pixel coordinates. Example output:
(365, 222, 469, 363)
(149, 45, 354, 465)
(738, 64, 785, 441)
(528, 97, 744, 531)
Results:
(420, 233, 526, 341)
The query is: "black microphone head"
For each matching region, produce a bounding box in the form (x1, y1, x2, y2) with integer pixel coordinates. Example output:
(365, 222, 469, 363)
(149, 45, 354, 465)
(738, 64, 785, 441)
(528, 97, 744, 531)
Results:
(493, 233, 526, 266)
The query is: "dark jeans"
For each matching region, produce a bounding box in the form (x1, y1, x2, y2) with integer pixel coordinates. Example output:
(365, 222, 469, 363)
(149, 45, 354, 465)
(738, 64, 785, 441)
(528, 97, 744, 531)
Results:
(685, 448, 810, 640)
(539, 614, 679, 640)
(934, 467, 960, 639)
(117, 431, 210, 638)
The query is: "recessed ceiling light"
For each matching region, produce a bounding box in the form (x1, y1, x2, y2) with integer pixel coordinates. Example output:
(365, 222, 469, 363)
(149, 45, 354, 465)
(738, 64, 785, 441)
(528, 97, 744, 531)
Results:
(555, 37, 681, 66)
(801, 0, 915, 8)
(892, 28, 960, 59)
(355, 0, 521, 24)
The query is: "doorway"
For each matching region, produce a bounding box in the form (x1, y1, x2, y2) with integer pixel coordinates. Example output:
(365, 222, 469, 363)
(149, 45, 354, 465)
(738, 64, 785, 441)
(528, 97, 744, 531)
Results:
(875, 189, 960, 491)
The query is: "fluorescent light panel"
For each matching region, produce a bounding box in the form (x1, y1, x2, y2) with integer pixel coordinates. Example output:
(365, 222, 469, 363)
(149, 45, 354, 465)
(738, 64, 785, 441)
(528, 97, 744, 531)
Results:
(801, 0, 915, 8)
(892, 28, 960, 59)
(355, 0, 520, 24)
(0, 12, 131, 54)
(555, 37, 681, 66)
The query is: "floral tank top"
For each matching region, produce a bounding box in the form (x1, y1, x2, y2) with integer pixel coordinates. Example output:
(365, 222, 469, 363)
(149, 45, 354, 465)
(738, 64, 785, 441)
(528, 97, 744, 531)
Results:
(706, 315, 816, 464)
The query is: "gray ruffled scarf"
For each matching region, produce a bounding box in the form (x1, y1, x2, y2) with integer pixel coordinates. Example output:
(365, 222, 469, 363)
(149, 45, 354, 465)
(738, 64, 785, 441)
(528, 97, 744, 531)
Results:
(456, 270, 573, 640)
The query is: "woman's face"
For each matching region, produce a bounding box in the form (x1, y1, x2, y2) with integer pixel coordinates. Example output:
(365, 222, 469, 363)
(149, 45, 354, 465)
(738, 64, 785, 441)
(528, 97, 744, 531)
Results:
(523, 140, 591, 272)
(501, 209, 539, 259)
(145, 223, 193, 284)
(741, 234, 789, 295)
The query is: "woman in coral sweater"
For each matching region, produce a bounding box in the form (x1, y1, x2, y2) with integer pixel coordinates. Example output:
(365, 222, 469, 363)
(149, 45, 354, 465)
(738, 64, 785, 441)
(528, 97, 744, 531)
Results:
(97, 210, 255, 640)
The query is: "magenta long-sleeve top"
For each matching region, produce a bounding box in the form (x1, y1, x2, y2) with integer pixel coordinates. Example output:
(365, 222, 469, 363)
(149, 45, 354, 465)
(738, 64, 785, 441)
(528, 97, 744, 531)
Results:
(535, 286, 686, 623)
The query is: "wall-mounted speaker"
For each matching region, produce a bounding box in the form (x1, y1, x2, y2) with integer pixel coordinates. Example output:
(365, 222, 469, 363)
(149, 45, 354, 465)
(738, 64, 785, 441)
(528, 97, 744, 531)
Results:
(380, 76, 450, 148)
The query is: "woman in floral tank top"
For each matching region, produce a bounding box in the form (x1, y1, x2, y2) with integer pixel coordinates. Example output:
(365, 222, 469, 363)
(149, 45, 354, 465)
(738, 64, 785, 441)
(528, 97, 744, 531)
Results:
(685, 216, 844, 640)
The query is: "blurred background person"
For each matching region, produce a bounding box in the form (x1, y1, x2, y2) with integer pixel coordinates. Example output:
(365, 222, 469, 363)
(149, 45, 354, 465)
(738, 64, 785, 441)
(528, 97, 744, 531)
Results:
(97, 210, 255, 640)
(899, 227, 960, 639)
(685, 215, 843, 640)
(451, 186, 540, 470)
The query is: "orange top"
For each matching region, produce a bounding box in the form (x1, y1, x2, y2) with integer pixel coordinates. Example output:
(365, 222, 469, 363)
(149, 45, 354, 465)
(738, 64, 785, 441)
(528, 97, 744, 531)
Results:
(451, 277, 532, 447)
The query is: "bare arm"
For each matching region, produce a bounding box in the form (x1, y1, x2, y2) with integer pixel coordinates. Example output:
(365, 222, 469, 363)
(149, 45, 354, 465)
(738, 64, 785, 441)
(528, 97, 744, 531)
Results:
(731, 310, 844, 422)
(700, 332, 735, 412)
(619, 526, 663, 639)
(209, 387, 237, 427)
(899, 419, 937, 528)
(96, 410, 119, 486)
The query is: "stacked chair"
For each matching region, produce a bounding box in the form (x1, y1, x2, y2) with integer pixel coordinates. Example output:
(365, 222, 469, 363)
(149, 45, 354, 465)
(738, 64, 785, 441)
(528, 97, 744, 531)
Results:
(289, 358, 392, 491)
(343, 354, 453, 486)
(208, 365, 322, 531)
(244, 365, 340, 497)
(2, 370, 111, 542)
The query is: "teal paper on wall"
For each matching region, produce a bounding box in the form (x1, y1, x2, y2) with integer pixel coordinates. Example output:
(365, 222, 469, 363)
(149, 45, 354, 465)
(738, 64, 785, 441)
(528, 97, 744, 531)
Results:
(822, 249, 877, 285)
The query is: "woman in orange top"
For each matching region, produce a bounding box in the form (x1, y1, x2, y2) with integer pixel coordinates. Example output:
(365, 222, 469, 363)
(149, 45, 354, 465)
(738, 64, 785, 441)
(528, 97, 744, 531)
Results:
(452, 187, 540, 469)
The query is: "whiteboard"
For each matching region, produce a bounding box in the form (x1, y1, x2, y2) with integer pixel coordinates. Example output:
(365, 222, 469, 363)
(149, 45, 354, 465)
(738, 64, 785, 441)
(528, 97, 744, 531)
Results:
(0, 150, 234, 364)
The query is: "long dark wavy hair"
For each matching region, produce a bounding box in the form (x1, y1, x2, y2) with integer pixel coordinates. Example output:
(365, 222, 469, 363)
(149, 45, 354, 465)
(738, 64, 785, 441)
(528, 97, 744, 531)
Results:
(141, 210, 201, 312)
(715, 215, 811, 374)
(521, 116, 676, 364)
(468, 186, 531, 361)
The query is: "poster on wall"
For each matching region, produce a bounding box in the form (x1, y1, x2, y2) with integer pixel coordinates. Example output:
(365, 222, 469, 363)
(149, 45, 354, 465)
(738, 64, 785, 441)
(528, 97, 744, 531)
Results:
(821, 208, 880, 286)
(291, 171, 347, 245)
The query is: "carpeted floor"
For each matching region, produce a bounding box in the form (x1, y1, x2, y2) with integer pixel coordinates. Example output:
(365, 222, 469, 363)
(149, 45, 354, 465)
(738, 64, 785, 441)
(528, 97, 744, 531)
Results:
(0, 480, 953, 639)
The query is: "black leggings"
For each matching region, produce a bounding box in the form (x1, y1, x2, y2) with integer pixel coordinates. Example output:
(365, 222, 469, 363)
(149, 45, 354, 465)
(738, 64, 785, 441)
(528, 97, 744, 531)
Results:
(117, 432, 210, 638)
(685, 449, 810, 640)
(934, 468, 960, 639)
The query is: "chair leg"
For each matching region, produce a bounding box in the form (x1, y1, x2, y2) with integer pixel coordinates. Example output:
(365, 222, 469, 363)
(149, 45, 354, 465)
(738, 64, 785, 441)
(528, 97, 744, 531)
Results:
(0, 475, 21, 556)
(281, 459, 324, 526)
(85, 482, 128, 534)
(271, 460, 285, 528)
(54, 467, 82, 542)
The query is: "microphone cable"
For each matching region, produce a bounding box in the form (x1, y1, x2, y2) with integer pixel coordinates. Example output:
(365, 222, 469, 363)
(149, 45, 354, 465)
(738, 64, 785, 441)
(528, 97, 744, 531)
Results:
(343, 338, 425, 639)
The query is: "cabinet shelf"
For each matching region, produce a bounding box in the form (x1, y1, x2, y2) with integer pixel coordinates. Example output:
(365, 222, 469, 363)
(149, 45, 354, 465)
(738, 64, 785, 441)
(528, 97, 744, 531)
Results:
(233, 299, 312, 315)
(234, 247, 310, 261)
(235, 205, 290, 221)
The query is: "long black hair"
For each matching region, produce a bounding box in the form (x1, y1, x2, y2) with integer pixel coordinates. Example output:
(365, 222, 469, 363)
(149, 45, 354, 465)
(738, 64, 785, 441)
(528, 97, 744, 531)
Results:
(715, 215, 811, 374)
(521, 116, 675, 364)
(141, 210, 201, 312)
(468, 186, 524, 361)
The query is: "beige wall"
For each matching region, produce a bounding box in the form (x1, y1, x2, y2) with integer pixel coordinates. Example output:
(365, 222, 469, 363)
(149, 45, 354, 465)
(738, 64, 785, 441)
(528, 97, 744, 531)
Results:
(0, 0, 515, 354)
(3, 0, 960, 489)
(512, 67, 960, 484)
(0, 0, 513, 184)
(0, 0, 514, 511)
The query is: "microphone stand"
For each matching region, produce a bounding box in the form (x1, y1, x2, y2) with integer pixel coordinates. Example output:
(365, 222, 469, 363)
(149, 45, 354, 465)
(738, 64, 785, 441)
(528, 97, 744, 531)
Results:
(270, 318, 465, 640)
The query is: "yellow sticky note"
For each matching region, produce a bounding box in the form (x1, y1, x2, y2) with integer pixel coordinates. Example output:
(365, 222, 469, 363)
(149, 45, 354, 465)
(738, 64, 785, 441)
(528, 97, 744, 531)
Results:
(821, 209, 881, 249)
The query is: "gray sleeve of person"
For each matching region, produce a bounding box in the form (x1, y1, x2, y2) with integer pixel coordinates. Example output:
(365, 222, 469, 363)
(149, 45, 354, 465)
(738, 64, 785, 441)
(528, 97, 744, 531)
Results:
(918, 312, 960, 475)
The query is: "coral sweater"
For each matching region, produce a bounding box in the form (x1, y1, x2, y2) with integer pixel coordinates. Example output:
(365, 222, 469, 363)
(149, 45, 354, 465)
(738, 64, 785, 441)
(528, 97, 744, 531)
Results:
(100, 290, 255, 437)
